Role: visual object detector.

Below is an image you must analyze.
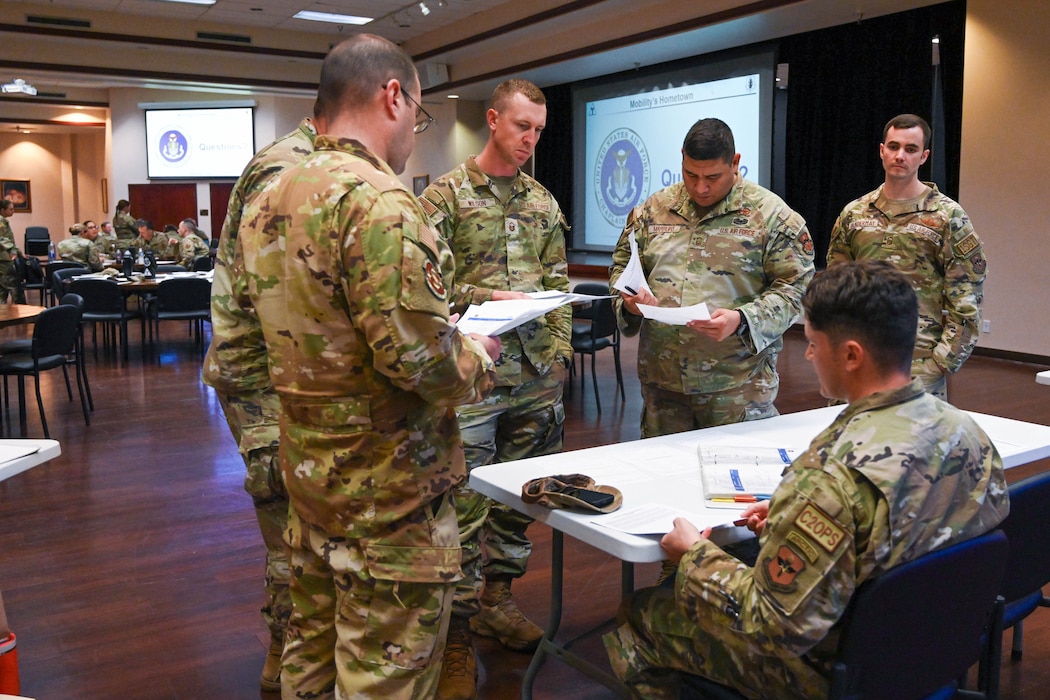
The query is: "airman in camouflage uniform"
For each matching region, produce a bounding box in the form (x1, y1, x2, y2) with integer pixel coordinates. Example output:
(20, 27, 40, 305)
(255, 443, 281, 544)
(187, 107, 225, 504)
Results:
(175, 218, 211, 268)
(58, 221, 103, 271)
(604, 260, 1008, 699)
(96, 222, 119, 257)
(131, 219, 176, 259)
(828, 114, 985, 401)
(611, 118, 814, 438)
(0, 200, 25, 303)
(238, 35, 499, 700)
(202, 117, 316, 692)
(419, 78, 571, 699)
(113, 200, 137, 240)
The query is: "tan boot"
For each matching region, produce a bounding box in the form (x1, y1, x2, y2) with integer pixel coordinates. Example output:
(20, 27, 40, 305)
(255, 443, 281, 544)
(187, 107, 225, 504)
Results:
(437, 617, 478, 700)
(260, 638, 282, 693)
(469, 579, 543, 652)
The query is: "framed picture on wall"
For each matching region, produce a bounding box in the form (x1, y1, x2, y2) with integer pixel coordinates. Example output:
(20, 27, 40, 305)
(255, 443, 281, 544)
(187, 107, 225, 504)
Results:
(1, 179, 31, 212)
(413, 174, 429, 196)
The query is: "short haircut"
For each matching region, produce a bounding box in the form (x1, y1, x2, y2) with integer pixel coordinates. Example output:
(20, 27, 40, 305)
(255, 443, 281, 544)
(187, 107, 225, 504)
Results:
(180, 218, 199, 232)
(804, 260, 918, 374)
(315, 34, 418, 124)
(883, 113, 931, 149)
(136, 218, 151, 230)
(682, 118, 736, 163)
(117, 199, 130, 210)
(0, 199, 10, 209)
(491, 79, 545, 112)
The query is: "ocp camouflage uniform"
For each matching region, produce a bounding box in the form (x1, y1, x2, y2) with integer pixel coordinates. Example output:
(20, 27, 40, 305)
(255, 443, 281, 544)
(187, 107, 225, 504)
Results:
(610, 178, 815, 437)
(0, 214, 24, 303)
(202, 119, 316, 669)
(176, 232, 210, 268)
(828, 183, 986, 400)
(57, 236, 103, 271)
(131, 233, 175, 260)
(240, 135, 496, 699)
(604, 379, 1009, 699)
(419, 155, 571, 617)
(112, 211, 137, 240)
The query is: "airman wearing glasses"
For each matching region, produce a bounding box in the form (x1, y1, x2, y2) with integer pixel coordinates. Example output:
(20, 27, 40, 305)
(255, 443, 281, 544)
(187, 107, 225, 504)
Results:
(58, 221, 103, 271)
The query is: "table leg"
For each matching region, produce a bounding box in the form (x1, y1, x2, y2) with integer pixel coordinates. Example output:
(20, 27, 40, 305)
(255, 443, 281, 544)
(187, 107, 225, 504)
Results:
(521, 530, 631, 699)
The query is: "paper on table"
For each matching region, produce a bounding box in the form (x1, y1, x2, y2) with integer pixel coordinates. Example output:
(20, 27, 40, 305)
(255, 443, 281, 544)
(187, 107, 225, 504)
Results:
(527, 290, 614, 304)
(637, 302, 711, 325)
(593, 502, 744, 535)
(456, 297, 565, 336)
(612, 232, 653, 296)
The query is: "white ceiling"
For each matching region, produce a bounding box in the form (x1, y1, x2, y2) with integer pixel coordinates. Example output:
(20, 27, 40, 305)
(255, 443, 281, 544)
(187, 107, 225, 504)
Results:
(0, 0, 948, 132)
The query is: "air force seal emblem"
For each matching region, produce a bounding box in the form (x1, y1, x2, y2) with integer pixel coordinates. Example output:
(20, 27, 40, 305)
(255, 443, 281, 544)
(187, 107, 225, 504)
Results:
(159, 129, 188, 164)
(594, 129, 651, 229)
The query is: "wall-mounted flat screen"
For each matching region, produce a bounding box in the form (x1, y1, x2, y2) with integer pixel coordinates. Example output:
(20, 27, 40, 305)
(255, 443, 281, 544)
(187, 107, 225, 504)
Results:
(572, 50, 774, 251)
(144, 106, 255, 179)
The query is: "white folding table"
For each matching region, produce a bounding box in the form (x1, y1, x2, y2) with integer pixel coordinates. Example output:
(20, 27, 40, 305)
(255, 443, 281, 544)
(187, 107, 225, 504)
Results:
(470, 406, 1050, 698)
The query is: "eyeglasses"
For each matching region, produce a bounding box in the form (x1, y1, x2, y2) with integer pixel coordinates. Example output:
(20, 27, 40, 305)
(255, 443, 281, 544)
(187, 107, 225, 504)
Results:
(86, 224, 98, 229)
(383, 83, 434, 134)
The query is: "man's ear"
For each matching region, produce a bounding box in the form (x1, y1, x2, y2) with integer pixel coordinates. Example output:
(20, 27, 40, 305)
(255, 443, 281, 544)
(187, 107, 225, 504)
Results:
(840, 338, 865, 373)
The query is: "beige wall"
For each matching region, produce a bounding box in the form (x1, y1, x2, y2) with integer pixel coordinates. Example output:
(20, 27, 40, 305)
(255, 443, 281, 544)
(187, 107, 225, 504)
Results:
(960, 0, 1050, 356)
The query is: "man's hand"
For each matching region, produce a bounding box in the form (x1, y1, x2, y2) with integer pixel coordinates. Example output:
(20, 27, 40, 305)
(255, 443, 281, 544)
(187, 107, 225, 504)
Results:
(660, 517, 704, 563)
(686, 307, 741, 342)
(620, 287, 657, 316)
(468, 333, 502, 362)
(737, 501, 770, 536)
(491, 290, 531, 301)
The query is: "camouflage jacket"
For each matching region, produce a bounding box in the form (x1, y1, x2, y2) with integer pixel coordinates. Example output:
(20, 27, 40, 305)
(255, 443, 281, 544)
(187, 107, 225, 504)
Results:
(0, 216, 18, 258)
(113, 211, 137, 240)
(828, 183, 986, 376)
(419, 156, 572, 385)
(675, 379, 1008, 693)
(57, 236, 103, 271)
(202, 119, 315, 455)
(176, 233, 210, 269)
(131, 233, 175, 259)
(241, 135, 496, 541)
(610, 179, 814, 394)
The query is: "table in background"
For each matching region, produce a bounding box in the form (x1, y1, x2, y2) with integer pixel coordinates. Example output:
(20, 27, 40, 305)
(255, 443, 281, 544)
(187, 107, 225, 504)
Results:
(470, 405, 1050, 698)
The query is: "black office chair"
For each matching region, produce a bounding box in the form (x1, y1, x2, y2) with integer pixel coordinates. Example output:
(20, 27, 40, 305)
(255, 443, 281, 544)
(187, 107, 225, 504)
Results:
(24, 225, 50, 257)
(681, 529, 1009, 700)
(150, 276, 212, 352)
(979, 472, 1050, 699)
(15, 255, 45, 305)
(0, 303, 86, 437)
(45, 261, 87, 306)
(69, 278, 143, 362)
(570, 281, 624, 414)
(191, 255, 212, 272)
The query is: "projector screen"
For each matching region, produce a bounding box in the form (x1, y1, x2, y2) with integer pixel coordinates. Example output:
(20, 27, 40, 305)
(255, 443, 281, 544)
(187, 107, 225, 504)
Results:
(144, 106, 255, 179)
(572, 50, 775, 251)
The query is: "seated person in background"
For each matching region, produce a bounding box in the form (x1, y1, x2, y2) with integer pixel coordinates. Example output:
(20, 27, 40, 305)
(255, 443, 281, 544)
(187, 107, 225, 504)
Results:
(132, 219, 175, 259)
(175, 218, 210, 269)
(604, 259, 1009, 700)
(58, 221, 104, 271)
(96, 220, 119, 256)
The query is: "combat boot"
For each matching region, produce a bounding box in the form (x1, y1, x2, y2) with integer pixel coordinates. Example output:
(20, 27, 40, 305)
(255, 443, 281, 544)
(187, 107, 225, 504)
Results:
(437, 616, 478, 700)
(260, 638, 282, 693)
(469, 579, 543, 652)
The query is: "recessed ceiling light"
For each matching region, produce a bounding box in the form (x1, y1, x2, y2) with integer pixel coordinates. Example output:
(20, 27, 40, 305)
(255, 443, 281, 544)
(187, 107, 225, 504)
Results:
(294, 10, 372, 25)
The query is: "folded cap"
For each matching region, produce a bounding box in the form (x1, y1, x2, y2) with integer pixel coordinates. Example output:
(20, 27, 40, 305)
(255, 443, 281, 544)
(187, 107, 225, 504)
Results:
(521, 473, 622, 514)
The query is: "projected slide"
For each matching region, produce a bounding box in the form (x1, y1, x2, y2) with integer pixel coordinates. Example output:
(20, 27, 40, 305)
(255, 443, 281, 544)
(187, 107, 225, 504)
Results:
(145, 107, 255, 179)
(581, 74, 762, 250)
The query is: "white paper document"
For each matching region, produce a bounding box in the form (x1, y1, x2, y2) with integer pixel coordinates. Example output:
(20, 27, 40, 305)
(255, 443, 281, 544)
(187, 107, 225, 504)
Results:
(456, 297, 565, 336)
(637, 302, 711, 324)
(612, 232, 654, 296)
(594, 502, 743, 535)
(527, 290, 614, 304)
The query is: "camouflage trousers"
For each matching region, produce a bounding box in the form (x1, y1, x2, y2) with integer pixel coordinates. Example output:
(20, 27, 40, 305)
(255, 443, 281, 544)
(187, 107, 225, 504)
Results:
(244, 445, 292, 645)
(0, 260, 24, 304)
(914, 357, 949, 402)
(603, 583, 827, 700)
(450, 362, 566, 619)
(281, 494, 459, 700)
(639, 364, 778, 439)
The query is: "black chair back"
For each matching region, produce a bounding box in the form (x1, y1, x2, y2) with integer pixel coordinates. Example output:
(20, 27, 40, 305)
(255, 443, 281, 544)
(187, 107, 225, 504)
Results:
(47, 262, 88, 304)
(155, 277, 211, 314)
(69, 278, 126, 314)
(32, 304, 81, 360)
(829, 529, 1008, 699)
(999, 472, 1050, 602)
(25, 225, 50, 256)
(192, 255, 213, 272)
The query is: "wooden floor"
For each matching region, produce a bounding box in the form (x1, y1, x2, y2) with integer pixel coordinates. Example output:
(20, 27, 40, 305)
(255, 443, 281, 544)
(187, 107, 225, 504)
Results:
(0, 318, 1048, 700)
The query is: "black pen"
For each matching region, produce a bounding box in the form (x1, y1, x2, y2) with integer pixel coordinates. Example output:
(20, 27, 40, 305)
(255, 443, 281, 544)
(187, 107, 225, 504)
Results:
(624, 285, 638, 295)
